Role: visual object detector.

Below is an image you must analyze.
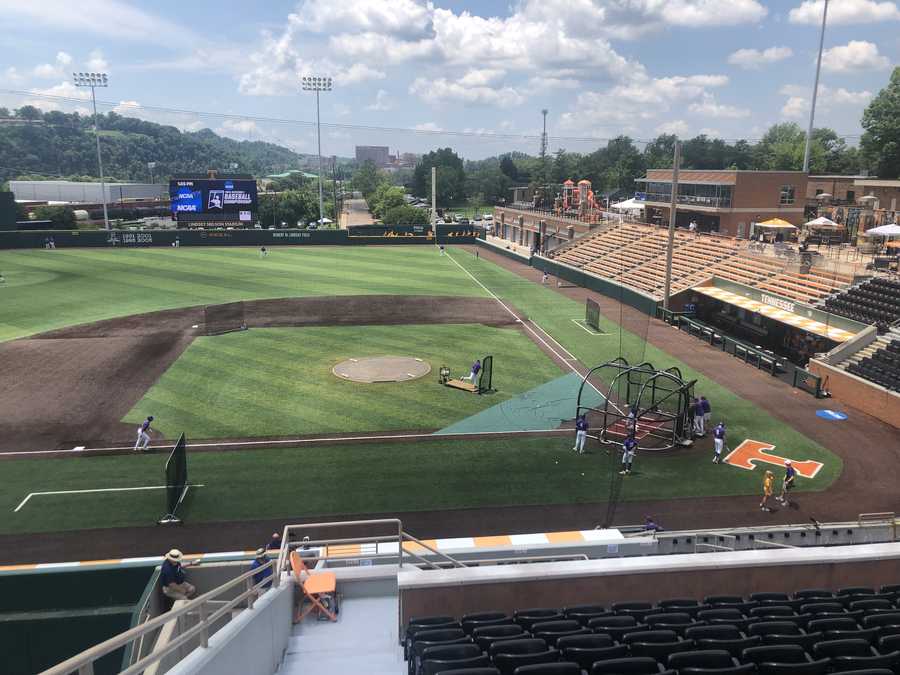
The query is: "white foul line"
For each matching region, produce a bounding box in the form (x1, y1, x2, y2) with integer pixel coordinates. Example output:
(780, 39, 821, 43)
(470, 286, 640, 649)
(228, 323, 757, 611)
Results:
(14, 484, 205, 513)
(571, 318, 603, 336)
(445, 250, 605, 400)
(1, 429, 572, 458)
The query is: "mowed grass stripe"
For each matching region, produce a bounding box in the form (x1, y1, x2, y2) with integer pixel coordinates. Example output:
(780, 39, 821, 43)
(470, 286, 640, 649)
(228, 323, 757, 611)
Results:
(0, 247, 484, 341)
(124, 324, 563, 437)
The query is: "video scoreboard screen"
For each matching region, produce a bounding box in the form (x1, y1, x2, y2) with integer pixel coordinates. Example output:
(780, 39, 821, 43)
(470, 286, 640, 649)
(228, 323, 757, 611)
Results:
(169, 178, 258, 224)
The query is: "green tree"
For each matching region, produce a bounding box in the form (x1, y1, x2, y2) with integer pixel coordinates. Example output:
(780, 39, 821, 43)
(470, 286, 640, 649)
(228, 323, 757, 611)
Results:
(369, 184, 407, 218)
(32, 205, 76, 229)
(258, 189, 317, 228)
(412, 148, 466, 205)
(382, 204, 428, 224)
(351, 160, 384, 198)
(861, 67, 900, 179)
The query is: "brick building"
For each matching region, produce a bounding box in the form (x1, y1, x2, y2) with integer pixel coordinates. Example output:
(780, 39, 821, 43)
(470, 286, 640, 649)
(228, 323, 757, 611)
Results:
(806, 175, 870, 204)
(635, 170, 808, 238)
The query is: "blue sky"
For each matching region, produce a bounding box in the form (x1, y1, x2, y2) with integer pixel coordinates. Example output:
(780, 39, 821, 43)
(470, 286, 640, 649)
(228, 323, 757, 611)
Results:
(0, 0, 897, 159)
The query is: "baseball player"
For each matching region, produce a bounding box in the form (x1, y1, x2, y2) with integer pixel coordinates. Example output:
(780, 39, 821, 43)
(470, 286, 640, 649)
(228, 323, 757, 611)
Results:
(712, 421, 726, 463)
(778, 460, 796, 505)
(259, 246, 268, 258)
(541, 271, 549, 285)
(620, 434, 637, 475)
(626, 404, 639, 436)
(462, 359, 481, 383)
(692, 398, 704, 437)
(700, 396, 712, 432)
(134, 415, 154, 451)
(760, 470, 775, 512)
(573, 414, 588, 454)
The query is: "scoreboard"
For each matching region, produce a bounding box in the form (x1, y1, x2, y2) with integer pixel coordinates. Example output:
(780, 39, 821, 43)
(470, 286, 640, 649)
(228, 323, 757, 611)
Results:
(169, 178, 258, 225)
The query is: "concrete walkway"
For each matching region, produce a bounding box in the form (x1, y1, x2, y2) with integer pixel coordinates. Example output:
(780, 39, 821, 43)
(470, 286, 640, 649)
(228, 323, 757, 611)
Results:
(341, 198, 375, 229)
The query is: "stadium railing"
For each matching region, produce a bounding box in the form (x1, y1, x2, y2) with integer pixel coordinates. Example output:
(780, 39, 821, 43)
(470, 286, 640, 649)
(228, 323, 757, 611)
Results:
(41, 559, 276, 675)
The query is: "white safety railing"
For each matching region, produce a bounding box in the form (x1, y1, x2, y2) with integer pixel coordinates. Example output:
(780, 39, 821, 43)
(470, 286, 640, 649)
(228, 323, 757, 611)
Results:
(41, 559, 275, 675)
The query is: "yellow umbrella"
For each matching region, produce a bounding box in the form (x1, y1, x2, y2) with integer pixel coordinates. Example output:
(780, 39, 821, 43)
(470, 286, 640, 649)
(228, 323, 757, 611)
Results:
(758, 218, 797, 229)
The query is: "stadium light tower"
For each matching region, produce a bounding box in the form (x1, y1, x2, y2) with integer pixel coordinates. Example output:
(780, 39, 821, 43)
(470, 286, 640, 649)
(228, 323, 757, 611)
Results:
(73, 72, 110, 230)
(301, 75, 333, 228)
(803, 0, 829, 174)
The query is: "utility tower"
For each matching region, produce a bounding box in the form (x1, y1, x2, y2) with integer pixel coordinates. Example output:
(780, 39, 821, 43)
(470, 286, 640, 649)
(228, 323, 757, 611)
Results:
(539, 109, 549, 175)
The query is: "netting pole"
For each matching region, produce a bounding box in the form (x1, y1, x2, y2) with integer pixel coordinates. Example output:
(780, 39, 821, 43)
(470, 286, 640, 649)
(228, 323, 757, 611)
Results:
(663, 140, 681, 310)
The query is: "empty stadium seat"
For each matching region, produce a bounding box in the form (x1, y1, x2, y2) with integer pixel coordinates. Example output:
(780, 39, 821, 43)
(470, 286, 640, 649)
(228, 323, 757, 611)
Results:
(514, 609, 563, 631)
(667, 649, 738, 670)
(555, 634, 613, 651)
(493, 649, 560, 675)
(463, 612, 512, 635)
(424, 655, 492, 675)
(561, 644, 628, 671)
(531, 620, 590, 646)
(489, 639, 548, 658)
(684, 624, 761, 656)
(435, 669, 500, 675)
(629, 639, 695, 661)
(511, 663, 580, 675)
(474, 625, 530, 652)
(589, 656, 674, 674)
(623, 630, 679, 645)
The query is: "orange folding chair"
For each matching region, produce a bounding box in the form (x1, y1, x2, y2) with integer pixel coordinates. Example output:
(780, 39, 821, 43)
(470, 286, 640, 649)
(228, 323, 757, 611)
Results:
(290, 550, 337, 623)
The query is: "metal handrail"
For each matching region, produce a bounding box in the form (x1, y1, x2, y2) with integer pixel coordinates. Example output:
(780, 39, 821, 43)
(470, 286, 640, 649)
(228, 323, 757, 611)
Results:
(41, 559, 275, 675)
(401, 532, 467, 568)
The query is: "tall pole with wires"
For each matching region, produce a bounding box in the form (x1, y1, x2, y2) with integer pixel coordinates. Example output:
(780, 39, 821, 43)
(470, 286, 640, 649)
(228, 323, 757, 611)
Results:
(540, 109, 549, 185)
(663, 140, 682, 310)
(301, 76, 332, 227)
(73, 72, 110, 230)
(803, 0, 829, 174)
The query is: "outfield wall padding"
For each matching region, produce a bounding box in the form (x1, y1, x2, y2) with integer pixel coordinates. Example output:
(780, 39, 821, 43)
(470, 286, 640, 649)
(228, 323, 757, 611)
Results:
(532, 256, 660, 316)
(0, 225, 481, 249)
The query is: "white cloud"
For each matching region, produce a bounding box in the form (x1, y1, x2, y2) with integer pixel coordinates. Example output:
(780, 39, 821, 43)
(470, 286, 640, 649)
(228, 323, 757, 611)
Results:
(689, 96, 751, 118)
(699, 127, 722, 137)
(0, 0, 197, 44)
(217, 118, 258, 138)
(1, 66, 24, 85)
(414, 122, 444, 132)
(821, 40, 890, 72)
(789, 0, 900, 24)
(334, 62, 385, 84)
(409, 76, 524, 107)
(366, 89, 392, 111)
(291, 0, 433, 38)
(24, 81, 90, 111)
(86, 49, 108, 72)
(656, 119, 690, 136)
(112, 100, 140, 114)
(332, 103, 351, 117)
(781, 96, 809, 119)
(728, 46, 793, 69)
(32, 51, 72, 79)
(778, 83, 874, 118)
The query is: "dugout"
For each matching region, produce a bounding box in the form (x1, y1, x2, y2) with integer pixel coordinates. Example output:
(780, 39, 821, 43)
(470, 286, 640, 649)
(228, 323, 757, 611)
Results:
(0, 192, 15, 231)
(576, 357, 695, 451)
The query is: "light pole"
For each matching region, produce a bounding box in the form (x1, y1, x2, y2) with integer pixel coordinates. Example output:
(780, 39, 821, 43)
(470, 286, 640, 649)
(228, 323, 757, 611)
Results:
(73, 72, 110, 230)
(301, 75, 332, 228)
(803, 0, 829, 174)
(147, 161, 156, 184)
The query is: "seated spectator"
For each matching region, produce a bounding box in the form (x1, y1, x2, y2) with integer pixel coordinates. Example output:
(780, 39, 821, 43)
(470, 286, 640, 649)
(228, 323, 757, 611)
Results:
(160, 549, 196, 601)
(250, 548, 273, 589)
(267, 532, 282, 550)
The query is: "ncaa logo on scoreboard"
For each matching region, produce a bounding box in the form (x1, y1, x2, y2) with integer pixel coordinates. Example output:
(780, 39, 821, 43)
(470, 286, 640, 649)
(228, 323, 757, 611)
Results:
(207, 190, 224, 210)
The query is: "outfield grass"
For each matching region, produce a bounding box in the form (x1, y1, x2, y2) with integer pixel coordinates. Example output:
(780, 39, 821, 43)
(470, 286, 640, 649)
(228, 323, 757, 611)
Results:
(0, 246, 483, 342)
(0, 435, 835, 535)
(0, 245, 843, 533)
(123, 324, 563, 437)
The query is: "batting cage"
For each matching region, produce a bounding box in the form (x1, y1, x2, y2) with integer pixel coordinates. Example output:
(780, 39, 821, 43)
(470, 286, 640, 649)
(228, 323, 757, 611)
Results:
(159, 433, 189, 525)
(204, 301, 247, 336)
(576, 357, 695, 451)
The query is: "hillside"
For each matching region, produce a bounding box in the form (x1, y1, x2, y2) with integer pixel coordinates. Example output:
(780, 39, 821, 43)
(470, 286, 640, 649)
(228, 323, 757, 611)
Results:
(0, 106, 306, 183)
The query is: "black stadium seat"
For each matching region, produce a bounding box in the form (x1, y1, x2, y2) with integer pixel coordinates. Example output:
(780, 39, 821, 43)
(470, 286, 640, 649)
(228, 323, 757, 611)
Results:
(623, 629, 679, 644)
(679, 666, 755, 674)
(435, 669, 500, 675)
(555, 633, 613, 651)
(515, 610, 564, 631)
(629, 639, 695, 661)
(667, 649, 737, 670)
(561, 644, 628, 671)
(489, 639, 548, 658)
(511, 662, 580, 675)
(590, 656, 671, 674)
(423, 654, 491, 675)
(462, 612, 511, 635)
(493, 649, 560, 675)
(475, 625, 529, 652)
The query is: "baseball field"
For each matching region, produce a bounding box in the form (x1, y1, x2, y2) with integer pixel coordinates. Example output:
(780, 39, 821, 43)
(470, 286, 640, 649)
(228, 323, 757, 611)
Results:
(0, 245, 853, 548)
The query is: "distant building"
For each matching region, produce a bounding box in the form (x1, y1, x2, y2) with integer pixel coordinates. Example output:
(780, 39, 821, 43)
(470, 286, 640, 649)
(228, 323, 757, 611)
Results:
(399, 153, 419, 168)
(9, 180, 167, 204)
(355, 146, 391, 167)
(806, 175, 871, 204)
(635, 170, 808, 238)
(854, 179, 900, 212)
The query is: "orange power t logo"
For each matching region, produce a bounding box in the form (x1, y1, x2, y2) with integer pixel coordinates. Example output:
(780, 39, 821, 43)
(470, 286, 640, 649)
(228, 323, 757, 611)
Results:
(723, 439, 823, 479)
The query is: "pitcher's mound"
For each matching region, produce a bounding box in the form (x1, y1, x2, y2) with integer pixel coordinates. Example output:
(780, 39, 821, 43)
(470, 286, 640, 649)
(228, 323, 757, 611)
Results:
(333, 356, 431, 383)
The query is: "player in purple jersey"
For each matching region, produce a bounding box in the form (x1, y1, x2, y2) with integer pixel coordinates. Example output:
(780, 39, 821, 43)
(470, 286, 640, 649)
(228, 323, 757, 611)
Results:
(462, 359, 481, 383)
(134, 415, 154, 451)
(712, 421, 726, 463)
(620, 434, 637, 475)
(778, 460, 796, 505)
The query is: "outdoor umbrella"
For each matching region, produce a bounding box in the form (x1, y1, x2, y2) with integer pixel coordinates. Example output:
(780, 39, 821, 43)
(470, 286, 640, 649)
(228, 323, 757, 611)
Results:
(758, 218, 797, 229)
(862, 223, 900, 238)
(805, 216, 840, 228)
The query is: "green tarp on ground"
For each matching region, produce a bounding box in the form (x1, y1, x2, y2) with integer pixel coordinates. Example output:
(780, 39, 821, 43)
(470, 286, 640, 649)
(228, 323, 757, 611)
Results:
(435, 372, 605, 434)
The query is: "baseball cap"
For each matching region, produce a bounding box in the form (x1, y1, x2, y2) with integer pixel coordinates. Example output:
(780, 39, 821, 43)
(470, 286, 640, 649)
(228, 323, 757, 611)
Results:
(785, 459, 792, 465)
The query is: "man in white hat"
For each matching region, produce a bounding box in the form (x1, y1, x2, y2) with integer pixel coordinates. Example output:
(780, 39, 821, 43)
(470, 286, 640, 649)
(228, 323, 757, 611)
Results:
(250, 548, 273, 590)
(160, 549, 196, 601)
